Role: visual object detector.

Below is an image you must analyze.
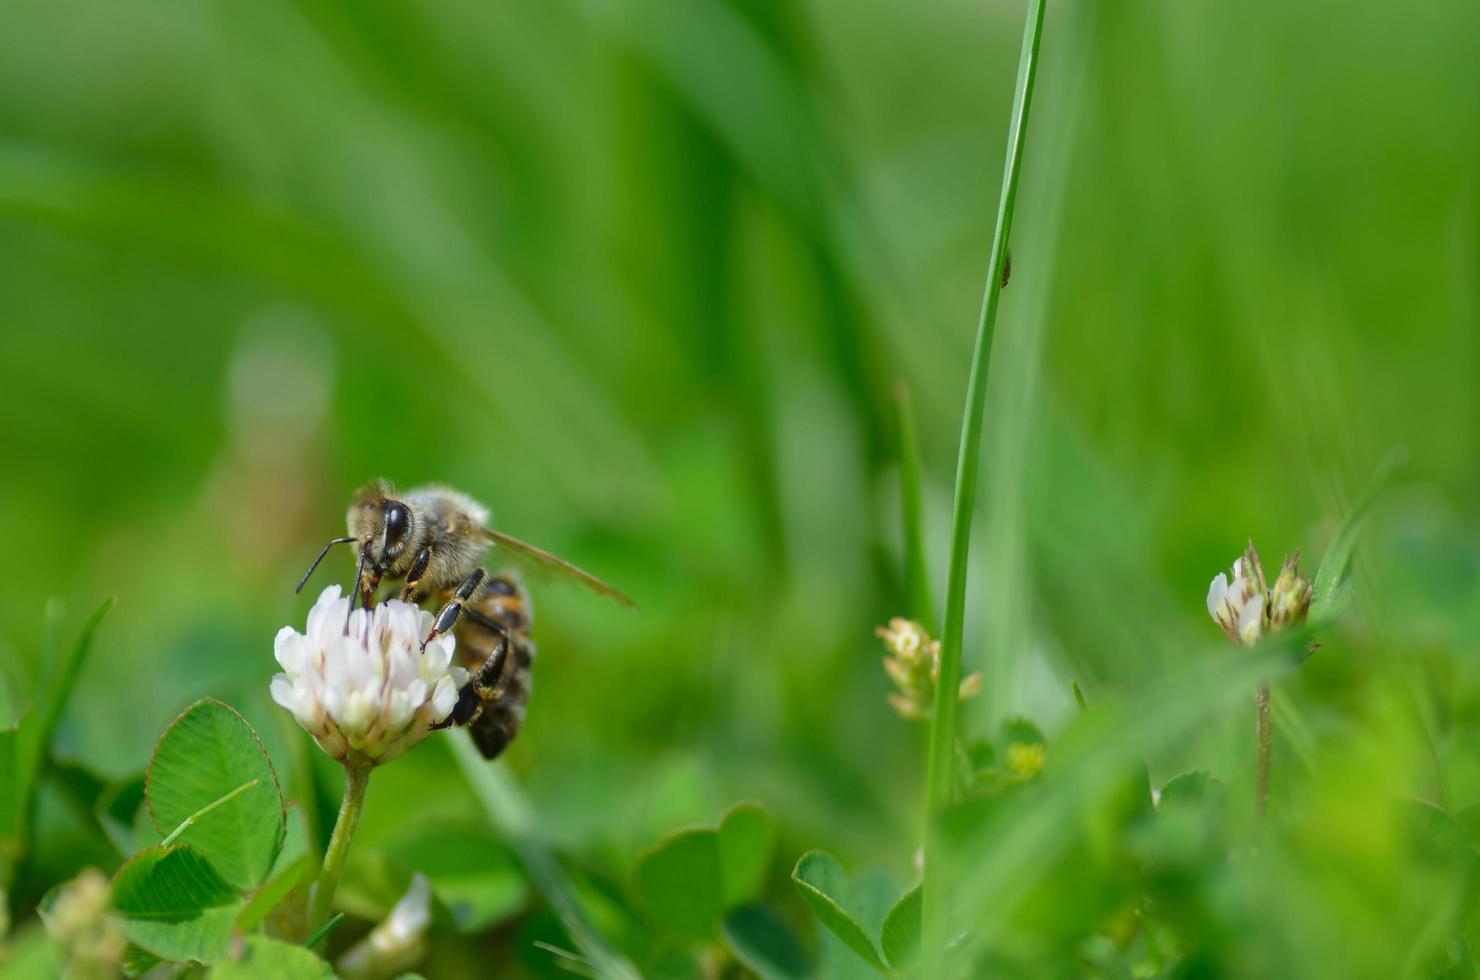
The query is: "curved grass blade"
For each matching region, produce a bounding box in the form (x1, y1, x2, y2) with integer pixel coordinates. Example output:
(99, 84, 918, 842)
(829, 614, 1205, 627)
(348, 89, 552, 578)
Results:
(1310, 447, 1406, 625)
(922, 0, 1048, 970)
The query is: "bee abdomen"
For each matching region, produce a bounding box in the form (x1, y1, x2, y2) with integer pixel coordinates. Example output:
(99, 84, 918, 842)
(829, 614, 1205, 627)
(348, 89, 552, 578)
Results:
(452, 572, 535, 761)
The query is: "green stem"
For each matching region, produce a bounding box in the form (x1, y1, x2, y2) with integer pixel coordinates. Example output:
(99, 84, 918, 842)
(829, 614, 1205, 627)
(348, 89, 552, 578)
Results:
(310, 757, 372, 933)
(1255, 684, 1271, 823)
(894, 381, 935, 628)
(921, 0, 1047, 972)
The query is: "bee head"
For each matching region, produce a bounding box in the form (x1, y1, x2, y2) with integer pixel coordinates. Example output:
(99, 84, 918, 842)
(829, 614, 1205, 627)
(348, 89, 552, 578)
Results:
(347, 480, 416, 575)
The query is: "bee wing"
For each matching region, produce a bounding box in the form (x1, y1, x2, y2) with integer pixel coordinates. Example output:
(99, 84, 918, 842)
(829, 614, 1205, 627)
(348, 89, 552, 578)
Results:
(481, 527, 636, 609)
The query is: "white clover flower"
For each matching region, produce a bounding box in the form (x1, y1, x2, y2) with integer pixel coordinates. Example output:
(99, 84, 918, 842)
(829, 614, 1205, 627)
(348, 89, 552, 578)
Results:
(270, 586, 467, 766)
(1207, 542, 1311, 648)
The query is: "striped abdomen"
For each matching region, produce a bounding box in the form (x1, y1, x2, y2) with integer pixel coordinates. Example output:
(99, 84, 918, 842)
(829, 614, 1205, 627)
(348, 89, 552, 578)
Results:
(452, 571, 535, 760)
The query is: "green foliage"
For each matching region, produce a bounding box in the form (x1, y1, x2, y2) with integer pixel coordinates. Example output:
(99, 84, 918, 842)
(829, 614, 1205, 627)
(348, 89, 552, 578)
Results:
(26, 599, 115, 792)
(716, 803, 776, 908)
(238, 803, 314, 932)
(95, 774, 147, 856)
(878, 886, 921, 970)
(382, 825, 528, 933)
(723, 904, 812, 979)
(922, 0, 1046, 968)
(1311, 448, 1406, 626)
(102, 699, 293, 968)
(109, 844, 243, 963)
(1, 0, 1477, 975)
(0, 720, 22, 880)
(893, 382, 934, 627)
(633, 801, 776, 943)
(790, 851, 905, 972)
(1158, 771, 1223, 808)
(146, 698, 285, 891)
(634, 828, 724, 941)
(121, 944, 164, 977)
(0, 599, 113, 888)
(208, 935, 336, 979)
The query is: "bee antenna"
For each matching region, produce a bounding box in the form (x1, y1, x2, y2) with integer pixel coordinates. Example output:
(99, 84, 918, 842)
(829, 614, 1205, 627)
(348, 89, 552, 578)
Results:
(296, 536, 355, 594)
(345, 546, 368, 635)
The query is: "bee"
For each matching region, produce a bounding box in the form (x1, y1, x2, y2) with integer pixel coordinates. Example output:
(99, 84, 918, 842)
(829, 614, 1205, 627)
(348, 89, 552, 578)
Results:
(295, 480, 633, 759)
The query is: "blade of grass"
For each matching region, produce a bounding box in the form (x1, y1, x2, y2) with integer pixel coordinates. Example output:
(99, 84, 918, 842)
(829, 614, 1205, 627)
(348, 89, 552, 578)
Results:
(31, 598, 114, 765)
(303, 911, 344, 950)
(18, 598, 113, 841)
(448, 734, 640, 980)
(921, 0, 1047, 972)
(1310, 446, 1406, 624)
(894, 381, 934, 627)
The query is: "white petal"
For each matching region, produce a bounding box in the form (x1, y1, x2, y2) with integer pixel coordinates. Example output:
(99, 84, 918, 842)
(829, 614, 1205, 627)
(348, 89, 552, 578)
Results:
(1206, 573, 1229, 619)
(421, 638, 453, 675)
(269, 674, 297, 711)
(1237, 594, 1264, 645)
(430, 676, 459, 721)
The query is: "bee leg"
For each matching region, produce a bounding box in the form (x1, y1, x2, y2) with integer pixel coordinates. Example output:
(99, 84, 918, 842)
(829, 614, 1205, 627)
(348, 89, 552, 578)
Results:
(421, 568, 485, 652)
(399, 547, 432, 603)
(432, 604, 511, 731)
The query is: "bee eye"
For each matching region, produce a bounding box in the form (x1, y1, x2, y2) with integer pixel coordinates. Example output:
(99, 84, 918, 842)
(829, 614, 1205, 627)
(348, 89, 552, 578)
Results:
(384, 503, 410, 551)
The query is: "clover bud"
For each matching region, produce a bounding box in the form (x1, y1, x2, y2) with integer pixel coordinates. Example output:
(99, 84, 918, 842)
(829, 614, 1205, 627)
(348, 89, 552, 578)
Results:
(1268, 551, 1312, 629)
(877, 617, 981, 721)
(1206, 542, 1311, 647)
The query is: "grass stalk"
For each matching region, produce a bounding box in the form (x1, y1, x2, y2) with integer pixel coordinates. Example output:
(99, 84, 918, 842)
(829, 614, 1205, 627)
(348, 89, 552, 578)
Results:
(894, 381, 934, 627)
(920, 0, 1047, 970)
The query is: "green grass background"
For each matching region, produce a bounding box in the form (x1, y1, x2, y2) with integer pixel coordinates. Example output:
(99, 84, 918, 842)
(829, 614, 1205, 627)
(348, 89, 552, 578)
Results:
(1, 0, 1478, 975)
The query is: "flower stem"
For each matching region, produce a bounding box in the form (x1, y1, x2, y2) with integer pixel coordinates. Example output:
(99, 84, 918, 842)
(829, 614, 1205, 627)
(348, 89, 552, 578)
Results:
(310, 757, 372, 934)
(1255, 684, 1271, 822)
(921, 0, 1046, 972)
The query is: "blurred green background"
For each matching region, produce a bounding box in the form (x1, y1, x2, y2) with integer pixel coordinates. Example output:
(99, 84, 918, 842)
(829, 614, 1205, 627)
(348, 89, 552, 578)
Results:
(2, 0, 1478, 975)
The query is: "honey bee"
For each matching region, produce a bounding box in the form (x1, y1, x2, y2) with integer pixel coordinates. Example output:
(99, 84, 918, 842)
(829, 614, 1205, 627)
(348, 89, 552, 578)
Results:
(295, 480, 633, 759)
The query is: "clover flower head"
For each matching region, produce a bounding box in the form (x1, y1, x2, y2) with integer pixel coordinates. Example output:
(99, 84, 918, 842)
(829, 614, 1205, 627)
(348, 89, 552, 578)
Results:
(877, 617, 981, 721)
(1206, 542, 1311, 647)
(270, 586, 467, 766)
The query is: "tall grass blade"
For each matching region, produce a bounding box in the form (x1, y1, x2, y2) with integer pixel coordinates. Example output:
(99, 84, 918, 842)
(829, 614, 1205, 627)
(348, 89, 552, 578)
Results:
(921, 0, 1048, 970)
(1310, 447, 1406, 625)
(894, 382, 934, 627)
